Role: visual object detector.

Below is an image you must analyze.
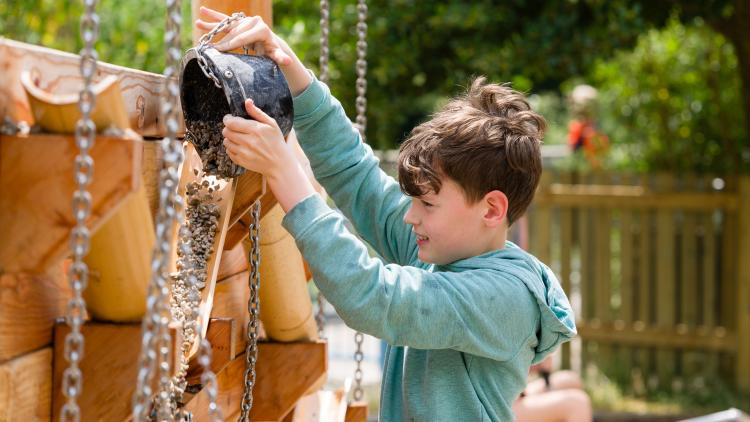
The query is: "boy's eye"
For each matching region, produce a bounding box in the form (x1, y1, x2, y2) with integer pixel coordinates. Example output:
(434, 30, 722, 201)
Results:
(421, 199, 433, 207)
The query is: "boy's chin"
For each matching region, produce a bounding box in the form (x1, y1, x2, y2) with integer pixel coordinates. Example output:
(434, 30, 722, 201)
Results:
(417, 249, 450, 265)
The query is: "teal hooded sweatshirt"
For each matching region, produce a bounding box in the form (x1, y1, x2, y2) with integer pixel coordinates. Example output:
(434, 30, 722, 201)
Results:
(281, 77, 577, 421)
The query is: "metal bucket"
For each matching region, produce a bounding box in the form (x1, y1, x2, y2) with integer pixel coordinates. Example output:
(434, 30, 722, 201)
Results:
(180, 46, 293, 178)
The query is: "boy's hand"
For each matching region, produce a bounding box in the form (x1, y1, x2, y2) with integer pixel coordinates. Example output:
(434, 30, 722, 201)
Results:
(195, 6, 312, 95)
(223, 99, 315, 212)
(195, 6, 291, 66)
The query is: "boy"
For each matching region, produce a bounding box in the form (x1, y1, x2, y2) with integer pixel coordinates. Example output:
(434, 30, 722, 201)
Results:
(197, 8, 576, 421)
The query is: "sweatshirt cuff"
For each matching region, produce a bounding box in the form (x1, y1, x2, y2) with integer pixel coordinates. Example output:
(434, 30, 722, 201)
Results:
(292, 71, 328, 121)
(281, 193, 333, 238)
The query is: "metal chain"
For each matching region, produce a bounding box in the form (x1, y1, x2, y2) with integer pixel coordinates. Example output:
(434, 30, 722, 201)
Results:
(196, 12, 247, 88)
(198, 332, 223, 422)
(319, 0, 330, 85)
(132, 0, 183, 420)
(239, 201, 262, 421)
(315, 293, 326, 339)
(351, 0, 368, 404)
(60, 1, 99, 421)
(354, 0, 368, 138)
(353, 332, 364, 401)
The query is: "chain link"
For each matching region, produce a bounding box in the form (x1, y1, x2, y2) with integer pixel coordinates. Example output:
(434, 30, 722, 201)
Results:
(132, 0, 183, 420)
(60, 1, 99, 420)
(196, 12, 247, 88)
(319, 0, 330, 85)
(354, 0, 368, 138)
(239, 200, 262, 421)
(353, 332, 364, 401)
(315, 292, 327, 339)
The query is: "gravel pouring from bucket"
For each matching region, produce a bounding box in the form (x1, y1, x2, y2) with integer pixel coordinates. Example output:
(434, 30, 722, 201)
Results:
(180, 46, 293, 178)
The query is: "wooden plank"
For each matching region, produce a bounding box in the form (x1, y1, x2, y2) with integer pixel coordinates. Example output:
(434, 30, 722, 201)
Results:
(701, 194, 719, 380)
(530, 173, 552, 263)
(618, 176, 635, 383)
(0, 263, 71, 362)
(0, 38, 179, 138)
(217, 241, 249, 282)
(535, 185, 738, 211)
(223, 192, 278, 251)
(577, 321, 734, 352)
(679, 176, 700, 382)
(654, 174, 676, 388)
(172, 142, 237, 358)
(0, 348, 52, 422)
(594, 173, 612, 368)
(52, 321, 181, 422)
(211, 271, 250, 354)
(186, 318, 237, 386)
(559, 172, 573, 369)
(736, 177, 750, 392)
(344, 402, 368, 422)
(184, 341, 328, 421)
(192, 0, 274, 46)
(635, 175, 652, 391)
(0, 132, 143, 273)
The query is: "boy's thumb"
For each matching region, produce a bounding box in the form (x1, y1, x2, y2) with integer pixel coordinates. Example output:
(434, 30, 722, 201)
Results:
(245, 99, 273, 125)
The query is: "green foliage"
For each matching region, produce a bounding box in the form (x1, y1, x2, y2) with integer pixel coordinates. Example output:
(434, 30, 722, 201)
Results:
(588, 17, 748, 174)
(0, 0, 194, 73)
(1, 1, 747, 173)
(272, 0, 648, 149)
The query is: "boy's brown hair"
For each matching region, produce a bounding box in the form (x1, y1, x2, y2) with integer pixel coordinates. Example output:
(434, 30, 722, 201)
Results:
(397, 77, 546, 225)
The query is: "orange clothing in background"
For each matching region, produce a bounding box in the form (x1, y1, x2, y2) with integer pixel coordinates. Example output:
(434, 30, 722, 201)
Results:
(568, 120, 609, 168)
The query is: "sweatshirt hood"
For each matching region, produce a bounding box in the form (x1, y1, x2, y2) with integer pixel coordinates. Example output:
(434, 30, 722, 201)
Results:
(438, 241, 577, 363)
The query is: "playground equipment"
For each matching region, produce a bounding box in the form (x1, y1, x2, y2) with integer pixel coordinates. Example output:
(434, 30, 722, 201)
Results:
(0, 0, 370, 420)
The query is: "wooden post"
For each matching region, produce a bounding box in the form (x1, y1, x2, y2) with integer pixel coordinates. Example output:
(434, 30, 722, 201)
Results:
(655, 174, 676, 388)
(192, 0, 273, 46)
(736, 176, 750, 392)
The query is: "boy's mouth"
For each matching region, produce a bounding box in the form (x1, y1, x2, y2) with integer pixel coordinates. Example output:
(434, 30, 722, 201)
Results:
(416, 234, 429, 246)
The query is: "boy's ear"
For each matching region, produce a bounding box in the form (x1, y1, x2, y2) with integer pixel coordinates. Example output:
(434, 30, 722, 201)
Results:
(482, 190, 508, 227)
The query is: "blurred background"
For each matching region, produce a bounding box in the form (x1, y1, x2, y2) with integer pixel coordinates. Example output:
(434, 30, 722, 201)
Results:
(4, 0, 748, 419)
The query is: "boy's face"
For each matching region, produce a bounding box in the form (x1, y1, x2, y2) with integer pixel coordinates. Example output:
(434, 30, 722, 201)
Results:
(403, 177, 498, 265)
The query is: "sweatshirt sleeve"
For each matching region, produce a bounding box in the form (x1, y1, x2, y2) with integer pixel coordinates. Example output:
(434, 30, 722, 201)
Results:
(283, 194, 540, 361)
(292, 76, 417, 266)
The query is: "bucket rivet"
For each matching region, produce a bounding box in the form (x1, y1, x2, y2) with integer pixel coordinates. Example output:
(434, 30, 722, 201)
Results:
(224, 70, 233, 78)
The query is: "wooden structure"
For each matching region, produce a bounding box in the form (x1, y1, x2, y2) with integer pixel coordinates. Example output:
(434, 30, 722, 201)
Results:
(527, 170, 750, 395)
(0, 1, 369, 420)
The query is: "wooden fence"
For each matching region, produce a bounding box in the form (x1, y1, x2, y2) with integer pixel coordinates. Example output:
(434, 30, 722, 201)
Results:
(526, 171, 750, 394)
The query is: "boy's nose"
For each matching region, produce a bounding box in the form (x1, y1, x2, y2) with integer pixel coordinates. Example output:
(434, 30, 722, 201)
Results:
(403, 204, 418, 226)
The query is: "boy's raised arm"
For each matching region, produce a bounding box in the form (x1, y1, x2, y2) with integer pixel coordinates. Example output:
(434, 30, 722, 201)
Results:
(292, 79, 418, 265)
(197, 9, 416, 265)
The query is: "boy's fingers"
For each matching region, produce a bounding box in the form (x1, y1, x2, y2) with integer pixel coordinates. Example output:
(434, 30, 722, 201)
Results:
(271, 48, 292, 65)
(244, 99, 275, 126)
(215, 25, 268, 53)
(223, 115, 261, 134)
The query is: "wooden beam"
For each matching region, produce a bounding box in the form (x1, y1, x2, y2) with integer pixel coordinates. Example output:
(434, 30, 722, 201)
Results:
(172, 143, 237, 358)
(223, 192, 277, 251)
(0, 38, 179, 138)
(217, 241, 248, 282)
(52, 321, 181, 422)
(192, 0, 273, 47)
(345, 402, 368, 422)
(576, 320, 735, 352)
(185, 341, 327, 421)
(185, 318, 237, 386)
(0, 132, 143, 274)
(535, 183, 738, 211)
(0, 348, 52, 422)
(0, 263, 71, 363)
(211, 271, 251, 352)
